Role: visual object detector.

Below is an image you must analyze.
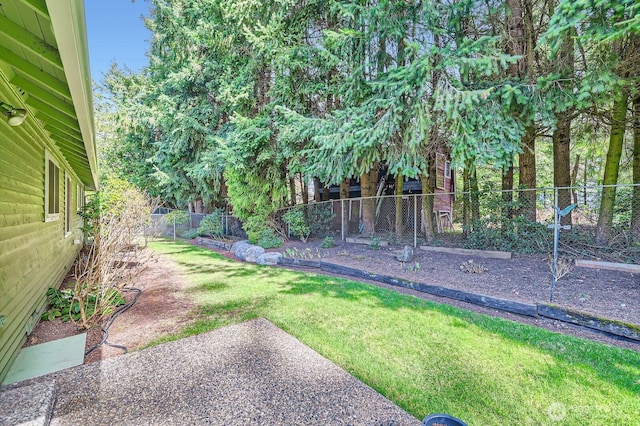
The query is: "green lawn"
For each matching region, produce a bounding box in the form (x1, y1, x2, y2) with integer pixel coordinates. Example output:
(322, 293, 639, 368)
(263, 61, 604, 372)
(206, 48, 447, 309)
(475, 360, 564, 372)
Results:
(149, 240, 640, 425)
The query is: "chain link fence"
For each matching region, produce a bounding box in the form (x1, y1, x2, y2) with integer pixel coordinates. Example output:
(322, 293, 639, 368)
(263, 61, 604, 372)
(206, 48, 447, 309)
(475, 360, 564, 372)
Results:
(150, 184, 640, 263)
(150, 208, 246, 240)
(274, 184, 640, 263)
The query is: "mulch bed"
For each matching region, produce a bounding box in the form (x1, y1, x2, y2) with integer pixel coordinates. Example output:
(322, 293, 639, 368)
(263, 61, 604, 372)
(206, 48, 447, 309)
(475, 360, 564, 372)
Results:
(280, 239, 639, 326)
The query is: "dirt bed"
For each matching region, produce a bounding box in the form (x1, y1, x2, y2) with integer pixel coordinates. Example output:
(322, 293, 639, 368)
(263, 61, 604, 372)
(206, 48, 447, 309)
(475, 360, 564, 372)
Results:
(281, 240, 639, 325)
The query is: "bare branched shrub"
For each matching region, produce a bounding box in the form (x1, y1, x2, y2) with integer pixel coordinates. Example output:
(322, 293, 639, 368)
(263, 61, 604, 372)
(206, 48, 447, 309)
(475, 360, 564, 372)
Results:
(72, 180, 159, 329)
(548, 255, 574, 281)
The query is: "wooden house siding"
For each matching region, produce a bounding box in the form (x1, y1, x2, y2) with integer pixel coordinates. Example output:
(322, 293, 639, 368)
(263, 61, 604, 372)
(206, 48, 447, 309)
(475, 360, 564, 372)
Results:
(0, 0, 96, 383)
(0, 119, 83, 381)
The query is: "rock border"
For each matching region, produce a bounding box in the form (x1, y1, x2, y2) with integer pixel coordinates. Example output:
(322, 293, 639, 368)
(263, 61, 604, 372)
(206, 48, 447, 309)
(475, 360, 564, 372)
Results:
(197, 237, 233, 251)
(537, 305, 640, 341)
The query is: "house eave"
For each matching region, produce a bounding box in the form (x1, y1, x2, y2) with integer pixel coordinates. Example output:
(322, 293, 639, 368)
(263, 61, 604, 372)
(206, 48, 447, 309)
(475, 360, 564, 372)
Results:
(46, 0, 98, 190)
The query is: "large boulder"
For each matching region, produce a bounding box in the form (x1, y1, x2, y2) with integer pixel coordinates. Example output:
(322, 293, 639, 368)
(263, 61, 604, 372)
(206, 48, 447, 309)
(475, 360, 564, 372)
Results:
(396, 245, 413, 263)
(231, 240, 252, 260)
(230, 240, 266, 262)
(244, 245, 266, 263)
(256, 252, 283, 266)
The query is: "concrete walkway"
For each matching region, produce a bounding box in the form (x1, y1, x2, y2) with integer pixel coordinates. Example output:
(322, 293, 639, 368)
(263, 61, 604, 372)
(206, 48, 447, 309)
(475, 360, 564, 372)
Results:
(0, 319, 420, 425)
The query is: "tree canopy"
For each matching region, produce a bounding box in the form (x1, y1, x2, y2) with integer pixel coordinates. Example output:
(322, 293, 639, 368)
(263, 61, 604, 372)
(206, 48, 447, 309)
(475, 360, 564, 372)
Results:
(97, 0, 640, 243)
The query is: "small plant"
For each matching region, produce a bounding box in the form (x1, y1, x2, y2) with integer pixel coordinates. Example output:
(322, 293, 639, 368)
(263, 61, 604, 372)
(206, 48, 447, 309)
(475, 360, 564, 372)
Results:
(405, 261, 421, 272)
(369, 237, 381, 250)
(258, 228, 283, 248)
(285, 248, 297, 258)
(283, 207, 311, 242)
(41, 286, 126, 323)
(321, 236, 335, 248)
(460, 260, 488, 274)
(283, 247, 322, 260)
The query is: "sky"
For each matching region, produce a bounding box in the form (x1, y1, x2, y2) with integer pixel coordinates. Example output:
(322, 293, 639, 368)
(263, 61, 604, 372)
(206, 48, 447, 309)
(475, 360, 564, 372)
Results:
(85, 0, 152, 81)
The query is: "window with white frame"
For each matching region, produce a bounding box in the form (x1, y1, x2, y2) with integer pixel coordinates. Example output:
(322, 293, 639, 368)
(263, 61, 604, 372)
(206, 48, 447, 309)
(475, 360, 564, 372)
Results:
(77, 183, 84, 211)
(444, 160, 451, 179)
(65, 173, 72, 236)
(45, 152, 60, 221)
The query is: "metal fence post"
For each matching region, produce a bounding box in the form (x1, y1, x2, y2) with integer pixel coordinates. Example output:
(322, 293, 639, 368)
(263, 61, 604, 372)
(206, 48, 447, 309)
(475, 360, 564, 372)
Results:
(173, 215, 176, 241)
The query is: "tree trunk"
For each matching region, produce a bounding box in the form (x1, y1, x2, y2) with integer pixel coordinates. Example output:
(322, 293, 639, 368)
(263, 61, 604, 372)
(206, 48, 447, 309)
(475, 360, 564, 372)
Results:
(632, 92, 640, 241)
(502, 0, 523, 231)
(462, 166, 470, 236)
(596, 87, 629, 243)
(553, 31, 575, 226)
(322, 186, 330, 201)
(289, 177, 296, 206)
(395, 174, 404, 238)
(360, 165, 378, 235)
(506, 0, 526, 77)
(553, 113, 573, 226)
(501, 164, 514, 231)
(571, 154, 580, 203)
(300, 173, 308, 205)
(518, 126, 537, 221)
(469, 163, 480, 224)
(194, 198, 204, 214)
(340, 178, 350, 237)
(462, 160, 480, 235)
(313, 177, 321, 202)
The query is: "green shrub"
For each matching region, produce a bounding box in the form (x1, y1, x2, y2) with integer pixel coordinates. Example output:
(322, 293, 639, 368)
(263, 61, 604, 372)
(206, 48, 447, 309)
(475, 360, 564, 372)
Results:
(244, 215, 269, 244)
(308, 203, 336, 237)
(321, 236, 335, 248)
(78, 194, 101, 243)
(198, 210, 224, 239)
(258, 228, 283, 248)
(181, 229, 200, 239)
(41, 287, 126, 323)
(164, 210, 190, 226)
(283, 207, 311, 242)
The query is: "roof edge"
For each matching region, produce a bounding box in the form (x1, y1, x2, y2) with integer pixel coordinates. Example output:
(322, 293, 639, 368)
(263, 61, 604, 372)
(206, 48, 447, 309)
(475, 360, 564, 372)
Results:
(45, 0, 98, 190)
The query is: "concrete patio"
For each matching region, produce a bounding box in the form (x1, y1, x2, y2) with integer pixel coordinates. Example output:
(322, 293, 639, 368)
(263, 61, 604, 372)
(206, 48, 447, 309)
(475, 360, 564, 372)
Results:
(0, 318, 420, 425)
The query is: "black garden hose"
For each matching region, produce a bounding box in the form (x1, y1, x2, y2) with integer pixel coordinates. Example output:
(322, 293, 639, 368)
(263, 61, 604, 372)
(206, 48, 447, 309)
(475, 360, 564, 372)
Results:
(85, 287, 142, 357)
